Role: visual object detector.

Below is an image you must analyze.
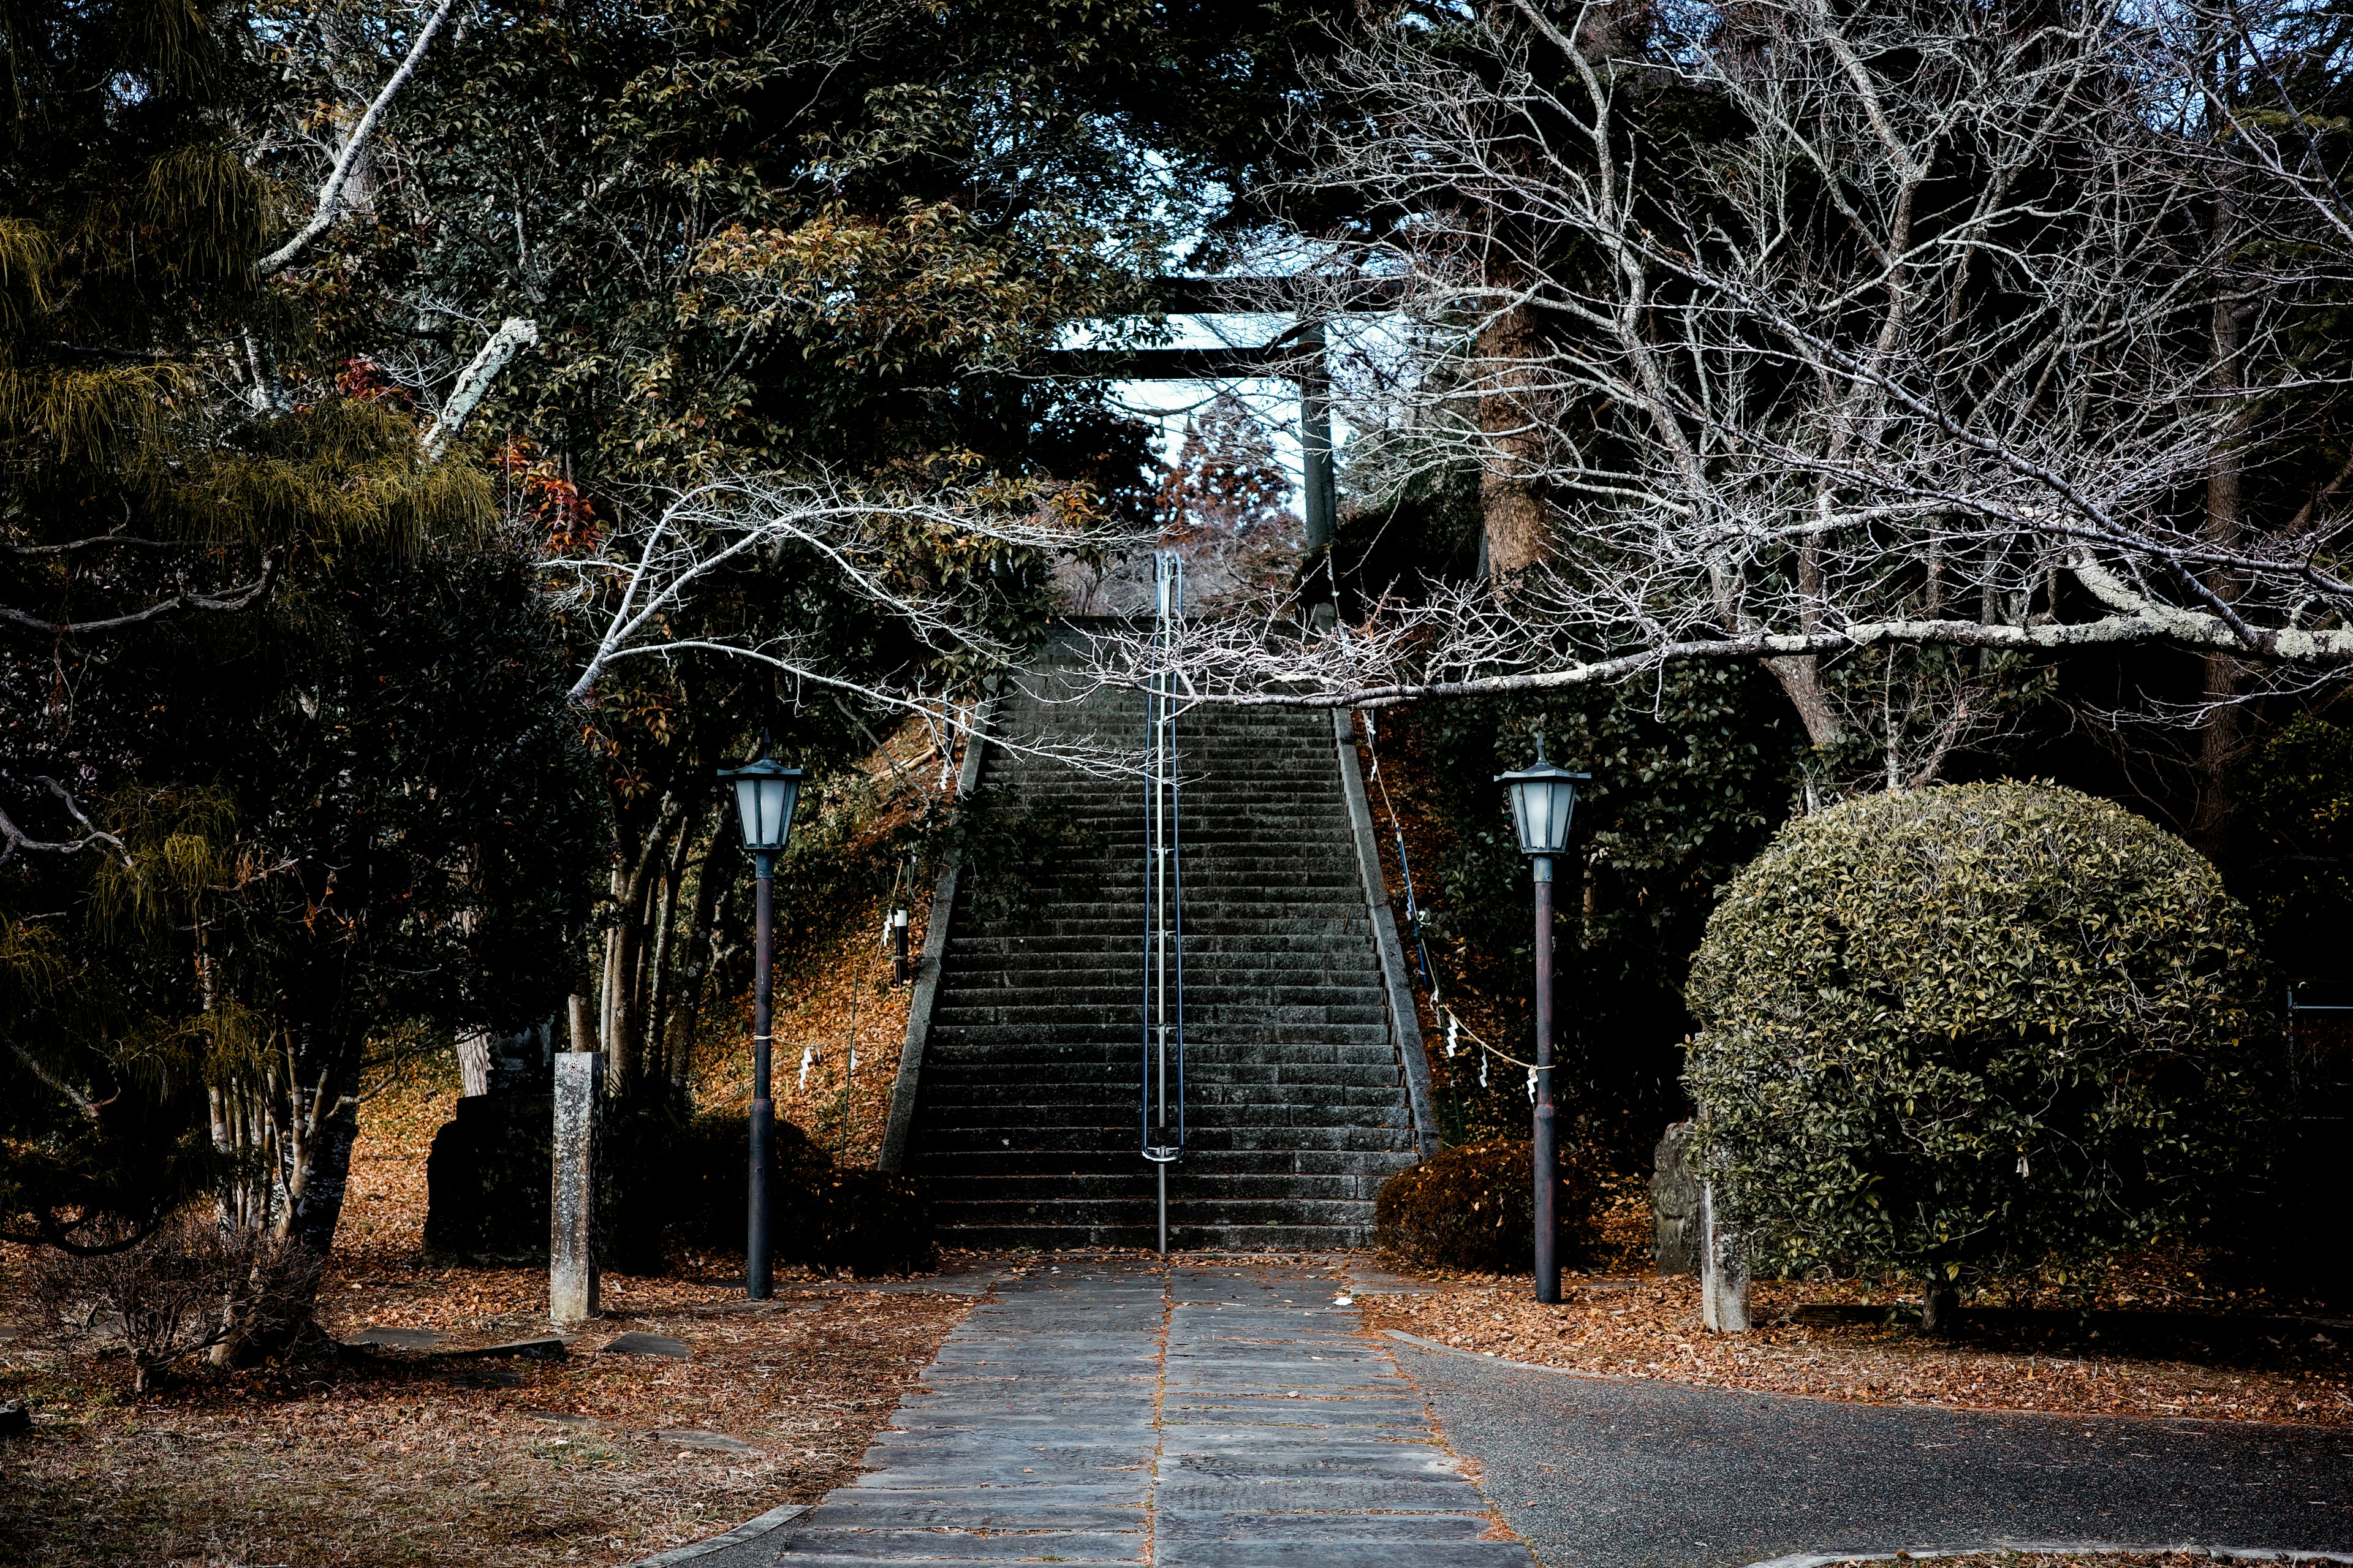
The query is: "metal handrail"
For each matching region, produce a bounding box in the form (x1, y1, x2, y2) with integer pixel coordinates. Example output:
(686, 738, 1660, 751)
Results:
(1141, 551, 1186, 1254)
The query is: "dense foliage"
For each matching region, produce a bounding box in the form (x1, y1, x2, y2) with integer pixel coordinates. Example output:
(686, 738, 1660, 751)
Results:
(1373, 1140, 1601, 1274)
(0, 1, 593, 1330)
(1362, 661, 1806, 1164)
(1684, 783, 2280, 1297)
(2230, 714, 2353, 985)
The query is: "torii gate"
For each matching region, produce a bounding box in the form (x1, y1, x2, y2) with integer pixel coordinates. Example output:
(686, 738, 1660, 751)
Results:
(1045, 276, 1404, 558)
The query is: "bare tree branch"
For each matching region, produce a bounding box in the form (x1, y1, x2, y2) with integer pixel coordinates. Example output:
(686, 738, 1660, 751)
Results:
(0, 550, 285, 644)
(1075, 0, 2353, 785)
(420, 316, 537, 457)
(0, 779, 129, 868)
(258, 0, 461, 278)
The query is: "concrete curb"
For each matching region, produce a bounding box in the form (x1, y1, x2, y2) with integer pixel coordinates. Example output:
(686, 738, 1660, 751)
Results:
(1333, 707, 1440, 1161)
(618, 1504, 811, 1567)
(1743, 1542, 2353, 1568)
(877, 684, 999, 1174)
(1385, 1327, 1648, 1384)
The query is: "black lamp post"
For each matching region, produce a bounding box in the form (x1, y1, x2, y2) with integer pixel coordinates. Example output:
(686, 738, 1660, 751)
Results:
(1496, 740, 1587, 1306)
(718, 737, 803, 1300)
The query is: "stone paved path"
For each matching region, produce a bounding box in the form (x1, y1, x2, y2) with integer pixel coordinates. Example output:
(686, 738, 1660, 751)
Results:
(777, 1261, 1531, 1566)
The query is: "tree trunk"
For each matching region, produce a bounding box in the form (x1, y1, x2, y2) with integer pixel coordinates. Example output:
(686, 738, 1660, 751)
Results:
(667, 842, 732, 1094)
(601, 791, 685, 1094)
(207, 1023, 362, 1365)
(2190, 31, 2249, 862)
(2192, 294, 2248, 859)
(455, 1032, 493, 1097)
(643, 809, 700, 1083)
(602, 869, 639, 1089)
(1477, 299, 1550, 577)
(1765, 655, 1846, 749)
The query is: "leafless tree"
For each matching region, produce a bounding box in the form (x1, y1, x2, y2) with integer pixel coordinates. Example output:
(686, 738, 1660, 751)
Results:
(555, 472, 1133, 746)
(31, 1211, 325, 1393)
(1080, 0, 2353, 792)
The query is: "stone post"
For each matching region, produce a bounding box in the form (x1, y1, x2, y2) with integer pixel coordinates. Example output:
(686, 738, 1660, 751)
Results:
(551, 1050, 602, 1324)
(1699, 1181, 1750, 1333)
(1650, 1120, 1701, 1274)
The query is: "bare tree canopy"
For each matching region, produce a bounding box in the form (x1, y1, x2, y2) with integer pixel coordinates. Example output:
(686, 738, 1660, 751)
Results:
(1092, 0, 2353, 783)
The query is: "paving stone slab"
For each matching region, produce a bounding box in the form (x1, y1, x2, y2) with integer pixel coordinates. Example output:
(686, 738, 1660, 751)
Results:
(1154, 1512, 1502, 1542)
(782, 1530, 1143, 1560)
(659, 1430, 759, 1453)
(1154, 1544, 1536, 1567)
(805, 1501, 1146, 1530)
(602, 1331, 692, 1358)
(778, 1263, 1523, 1567)
(437, 1336, 567, 1360)
(344, 1325, 446, 1349)
(526, 1409, 602, 1428)
(1154, 1477, 1501, 1514)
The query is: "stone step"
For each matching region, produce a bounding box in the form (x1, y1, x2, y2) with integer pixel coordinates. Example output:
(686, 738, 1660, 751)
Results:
(960, 909, 1374, 932)
(957, 879, 1366, 901)
(916, 1122, 1415, 1153)
(922, 1040, 1402, 1068)
(949, 933, 1368, 954)
(931, 988, 1382, 1016)
(929, 1191, 1395, 1223)
(914, 1083, 1412, 1116)
(936, 965, 1381, 988)
(923, 1170, 1400, 1202)
(907, 1146, 1415, 1177)
(927, 1019, 1393, 1042)
(920, 1040, 1404, 1067)
(924, 1221, 1378, 1250)
(915, 1102, 1414, 1134)
(902, 651, 1419, 1244)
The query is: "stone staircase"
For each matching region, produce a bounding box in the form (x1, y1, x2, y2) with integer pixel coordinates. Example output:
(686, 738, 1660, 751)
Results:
(898, 663, 1425, 1250)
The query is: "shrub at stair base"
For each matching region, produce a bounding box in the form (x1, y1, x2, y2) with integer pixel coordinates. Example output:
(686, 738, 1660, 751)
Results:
(426, 1105, 935, 1276)
(1683, 782, 2279, 1330)
(1375, 1141, 1602, 1274)
(682, 1113, 938, 1278)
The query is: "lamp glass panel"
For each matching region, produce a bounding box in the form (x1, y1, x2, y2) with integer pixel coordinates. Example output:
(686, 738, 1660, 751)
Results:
(758, 779, 781, 846)
(1508, 784, 1534, 855)
(734, 777, 762, 849)
(1534, 776, 1572, 847)
(781, 772, 809, 843)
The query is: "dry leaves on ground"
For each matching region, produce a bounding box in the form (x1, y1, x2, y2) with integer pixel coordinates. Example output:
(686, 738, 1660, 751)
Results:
(1367, 1269, 2352, 1426)
(0, 1014, 969, 1568)
(2, 1265, 969, 1568)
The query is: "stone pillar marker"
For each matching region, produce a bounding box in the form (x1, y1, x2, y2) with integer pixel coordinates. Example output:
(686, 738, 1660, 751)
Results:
(1699, 1180, 1751, 1333)
(551, 1050, 602, 1324)
(1650, 1120, 1702, 1275)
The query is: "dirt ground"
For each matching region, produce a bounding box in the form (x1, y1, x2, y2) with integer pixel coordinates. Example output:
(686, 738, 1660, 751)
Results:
(0, 1048, 970, 1568)
(1367, 1197, 2352, 1426)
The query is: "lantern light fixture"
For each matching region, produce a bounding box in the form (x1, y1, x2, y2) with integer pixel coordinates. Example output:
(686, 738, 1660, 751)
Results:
(1496, 738, 1588, 874)
(720, 734, 803, 867)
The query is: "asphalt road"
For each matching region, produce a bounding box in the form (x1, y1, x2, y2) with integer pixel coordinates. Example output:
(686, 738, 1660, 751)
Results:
(1392, 1338, 2353, 1568)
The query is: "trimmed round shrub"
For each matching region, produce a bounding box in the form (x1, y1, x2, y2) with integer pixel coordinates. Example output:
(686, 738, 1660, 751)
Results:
(1374, 1140, 1602, 1274)
(1684, 781, 2278, 1299)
